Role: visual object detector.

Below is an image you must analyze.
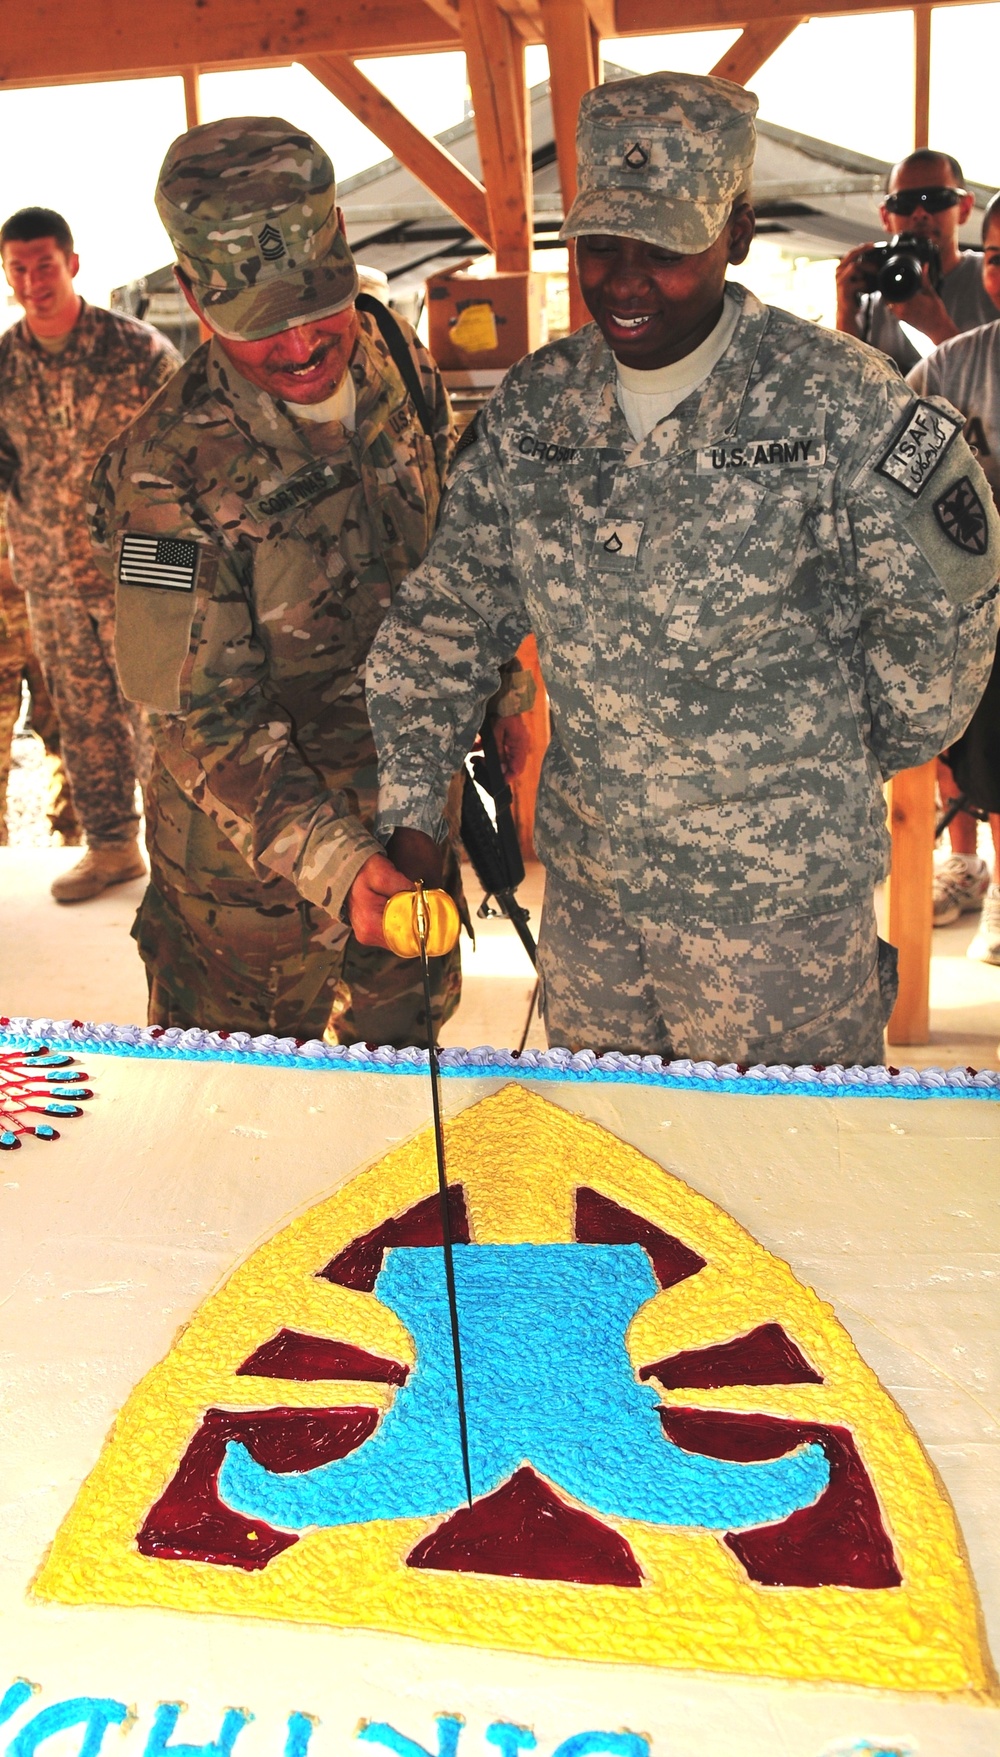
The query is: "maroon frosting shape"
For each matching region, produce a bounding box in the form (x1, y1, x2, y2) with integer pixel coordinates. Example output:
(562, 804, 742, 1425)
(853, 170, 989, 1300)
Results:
(659, 1407, 901, 1588)
(640, 1322, 823, 1390)
(406, 1466, 643, 1586)
(574, 1186, 706, 1289)
(237, 1329, 408, 1384)
(137, 1405, 379, 1570)
(317, 1186, 471, 1290)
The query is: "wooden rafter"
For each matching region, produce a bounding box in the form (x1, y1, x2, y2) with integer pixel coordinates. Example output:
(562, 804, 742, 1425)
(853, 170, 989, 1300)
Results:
(616, 0, 971, 32)
(305, 54, 493, 247)
(459, 0, 533, 271)
(710, 19, 802, 85)
(913, 7, 931, 150)
(0, 0, 459, 90)
(538, 0, 599, 328)
(181, 66, 201, 128)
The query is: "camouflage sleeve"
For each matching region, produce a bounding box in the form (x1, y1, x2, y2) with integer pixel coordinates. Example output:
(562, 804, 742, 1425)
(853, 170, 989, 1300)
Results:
(90, 445, 383, 918)
(142, 332, 183, 400)
(0, 420, 19, 495)
(838, 379, 1000, 779)
(367, 411, 532, 841)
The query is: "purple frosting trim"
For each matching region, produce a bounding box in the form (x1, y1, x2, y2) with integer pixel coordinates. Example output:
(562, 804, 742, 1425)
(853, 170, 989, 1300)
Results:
(0, 1017, 997, 1099)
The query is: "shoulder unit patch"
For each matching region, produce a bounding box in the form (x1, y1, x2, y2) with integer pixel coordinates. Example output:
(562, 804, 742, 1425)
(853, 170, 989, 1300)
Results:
(934, 474, 990, 554)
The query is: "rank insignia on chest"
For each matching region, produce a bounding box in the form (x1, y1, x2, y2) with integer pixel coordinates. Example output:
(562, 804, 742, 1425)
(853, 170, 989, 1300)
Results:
(119, 533, 199, 593)
(594, 520, 645, 566)
(696, 438, 826, 474)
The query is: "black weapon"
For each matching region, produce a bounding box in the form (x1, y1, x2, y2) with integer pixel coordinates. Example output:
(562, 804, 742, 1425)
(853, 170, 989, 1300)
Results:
(461, 720, 537, 971)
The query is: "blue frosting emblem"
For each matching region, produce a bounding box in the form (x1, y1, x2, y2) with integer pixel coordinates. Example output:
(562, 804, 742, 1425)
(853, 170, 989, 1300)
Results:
(219, 1243, 829, 1532)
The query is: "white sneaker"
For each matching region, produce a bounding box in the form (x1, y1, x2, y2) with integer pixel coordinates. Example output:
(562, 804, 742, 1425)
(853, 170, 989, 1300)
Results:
(967, 884, 1000, 965)
(932, 853, 990, 926)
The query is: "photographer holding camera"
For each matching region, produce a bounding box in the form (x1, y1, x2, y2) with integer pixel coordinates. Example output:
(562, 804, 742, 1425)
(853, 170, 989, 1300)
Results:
(837, 150, 994, 374)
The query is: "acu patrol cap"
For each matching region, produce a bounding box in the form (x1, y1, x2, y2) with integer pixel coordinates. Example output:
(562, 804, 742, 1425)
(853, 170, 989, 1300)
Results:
(560, 72, 758, 255)
(155, 116, 359, 342)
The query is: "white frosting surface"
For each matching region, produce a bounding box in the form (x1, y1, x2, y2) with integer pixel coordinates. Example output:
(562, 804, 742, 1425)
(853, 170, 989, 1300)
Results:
(2, 1043, 998, 1757)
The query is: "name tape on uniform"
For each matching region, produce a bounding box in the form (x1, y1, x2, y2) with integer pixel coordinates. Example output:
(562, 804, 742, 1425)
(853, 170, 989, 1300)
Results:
(119, 533, 199, 593)
(251, 461, 336, 521)
(696, 438, 826, 474)
(876, 400, 962, 498)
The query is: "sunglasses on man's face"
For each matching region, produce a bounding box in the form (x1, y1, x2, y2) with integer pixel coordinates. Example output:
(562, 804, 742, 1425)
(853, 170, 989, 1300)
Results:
(883, 185, 968, 216)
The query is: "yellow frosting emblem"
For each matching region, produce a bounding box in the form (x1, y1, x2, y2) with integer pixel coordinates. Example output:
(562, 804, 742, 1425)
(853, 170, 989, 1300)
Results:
(35, 1085, 994, 1699)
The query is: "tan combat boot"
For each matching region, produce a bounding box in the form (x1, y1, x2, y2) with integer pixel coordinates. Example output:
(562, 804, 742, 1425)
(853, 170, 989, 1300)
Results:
(51, 843, 147, 904)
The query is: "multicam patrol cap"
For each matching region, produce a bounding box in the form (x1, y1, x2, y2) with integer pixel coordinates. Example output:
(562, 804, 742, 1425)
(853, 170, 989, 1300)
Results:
(155, 116, 360, 342)
(560, 72, 758, 255)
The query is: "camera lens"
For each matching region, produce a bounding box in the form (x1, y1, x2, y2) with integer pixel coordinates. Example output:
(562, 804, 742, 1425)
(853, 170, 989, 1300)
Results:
(877, 252, 925, 301)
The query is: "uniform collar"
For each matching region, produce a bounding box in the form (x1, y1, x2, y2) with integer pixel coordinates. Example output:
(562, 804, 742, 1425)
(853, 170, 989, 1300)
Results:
(566, 283, 770, 458)
(205, 312, 406, 462)
(16, 298, 99, 361)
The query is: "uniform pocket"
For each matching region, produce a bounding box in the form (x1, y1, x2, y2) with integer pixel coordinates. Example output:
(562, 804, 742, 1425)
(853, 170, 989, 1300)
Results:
(115, 538, 215, 713)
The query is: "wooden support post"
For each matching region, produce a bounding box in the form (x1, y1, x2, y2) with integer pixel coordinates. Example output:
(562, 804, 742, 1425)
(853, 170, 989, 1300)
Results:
(886, 759, 936, 1045)
(913, 7, 932, 150)
(539, 0, 598, 331)
(182, 66, 201, 129)
(459, 0, 532, 272)
(304, 54, 493, 247)
(709, 19, 803, 85)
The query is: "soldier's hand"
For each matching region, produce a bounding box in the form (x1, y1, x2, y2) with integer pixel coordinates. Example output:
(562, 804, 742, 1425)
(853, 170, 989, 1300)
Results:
(885, 264, 959, 345)
(493, 712, 531, 781)
(835, 244, 874, 332)
(387, 826, 445, 888)
(348, 854, 413, 948)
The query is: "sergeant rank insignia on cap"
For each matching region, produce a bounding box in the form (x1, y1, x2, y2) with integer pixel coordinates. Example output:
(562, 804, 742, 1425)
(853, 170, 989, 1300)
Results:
(119, 534, 199, 592)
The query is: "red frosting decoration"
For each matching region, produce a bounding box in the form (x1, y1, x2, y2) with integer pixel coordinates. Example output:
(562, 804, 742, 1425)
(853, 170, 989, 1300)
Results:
(236, 1329, 408, 1384)
(406, 1466, 643, 1586)
(574, 1187, 706, 1289)
(137, 1405, 379, 1570)
(318, 1186, 471, 1290)
(659, 1407, 901, 1589)
(640, 1322, 823, 1390)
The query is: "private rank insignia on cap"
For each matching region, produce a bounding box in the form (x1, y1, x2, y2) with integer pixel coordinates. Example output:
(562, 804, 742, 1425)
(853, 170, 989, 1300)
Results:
(119, 534, 199, 592)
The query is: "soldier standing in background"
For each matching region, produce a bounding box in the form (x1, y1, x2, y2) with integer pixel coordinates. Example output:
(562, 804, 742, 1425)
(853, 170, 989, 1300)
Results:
(0, 208, 180, 898)
(350, 72, 1000, 1069)
(90, 118, 509, 1043)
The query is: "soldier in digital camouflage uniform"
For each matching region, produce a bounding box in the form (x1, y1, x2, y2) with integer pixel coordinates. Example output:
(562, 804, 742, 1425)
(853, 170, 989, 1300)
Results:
(0, 506, 79, 844)
(0, 207, 179, 892)
(90, 117, 506, 1044)
(351, 72, 1000, 1067)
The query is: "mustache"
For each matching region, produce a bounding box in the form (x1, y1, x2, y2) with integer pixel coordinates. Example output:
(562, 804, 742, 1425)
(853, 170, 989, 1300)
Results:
(272, 337, 338, 372)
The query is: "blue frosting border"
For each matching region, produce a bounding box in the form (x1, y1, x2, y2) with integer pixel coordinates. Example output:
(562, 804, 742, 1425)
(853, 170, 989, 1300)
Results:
(0, 1017, 997, 1100)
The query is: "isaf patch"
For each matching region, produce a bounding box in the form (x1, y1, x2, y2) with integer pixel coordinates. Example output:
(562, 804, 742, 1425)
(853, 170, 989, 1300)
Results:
(933, 475, 989, 554)
(119, 533, 198, 593)
(877, 400, 962, 497)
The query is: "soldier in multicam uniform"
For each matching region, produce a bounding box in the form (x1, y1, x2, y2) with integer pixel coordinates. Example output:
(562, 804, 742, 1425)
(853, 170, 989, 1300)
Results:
(0, 207, 179, 894)
(350, 72, 1000, 1068)
(90, 117, 489, 1043)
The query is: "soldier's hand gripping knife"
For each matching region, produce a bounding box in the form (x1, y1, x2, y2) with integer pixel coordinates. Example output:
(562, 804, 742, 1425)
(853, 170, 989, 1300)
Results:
(88, 116, 463, 1046)
(351, 71, 1000, 1068)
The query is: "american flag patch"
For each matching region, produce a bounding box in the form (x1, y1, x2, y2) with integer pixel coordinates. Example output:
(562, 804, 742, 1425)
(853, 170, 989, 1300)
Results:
(119, 533, 199, 592)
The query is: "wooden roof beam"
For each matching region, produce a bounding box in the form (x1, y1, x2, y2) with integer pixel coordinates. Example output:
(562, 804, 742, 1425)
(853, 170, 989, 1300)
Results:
(616, 0, 971, 30)
(0, 0, 459, 91)
(305, 53, 494, 247)
(459, 0, 533, 271)
(710, 18, 802, 84)
(538, 0, 599, 327)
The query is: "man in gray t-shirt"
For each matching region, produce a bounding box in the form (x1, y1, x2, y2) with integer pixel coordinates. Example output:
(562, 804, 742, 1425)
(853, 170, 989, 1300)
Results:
(837, 149, 994, 375)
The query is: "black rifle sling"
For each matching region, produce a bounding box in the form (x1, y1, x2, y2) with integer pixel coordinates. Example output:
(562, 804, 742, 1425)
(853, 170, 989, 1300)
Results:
(356, 291, 436, 440)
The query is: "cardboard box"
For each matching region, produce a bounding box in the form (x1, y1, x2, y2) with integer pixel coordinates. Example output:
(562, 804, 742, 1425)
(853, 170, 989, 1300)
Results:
(426, 267, 546, 370)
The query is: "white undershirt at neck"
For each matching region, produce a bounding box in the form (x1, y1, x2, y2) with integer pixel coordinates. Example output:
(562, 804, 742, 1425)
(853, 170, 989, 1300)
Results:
(284, 371, 356, 431)
(615, 290, 740, 441)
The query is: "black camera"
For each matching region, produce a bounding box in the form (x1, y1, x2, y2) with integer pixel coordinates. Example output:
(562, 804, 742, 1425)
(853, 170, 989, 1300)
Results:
(859, 233, 942, 302)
